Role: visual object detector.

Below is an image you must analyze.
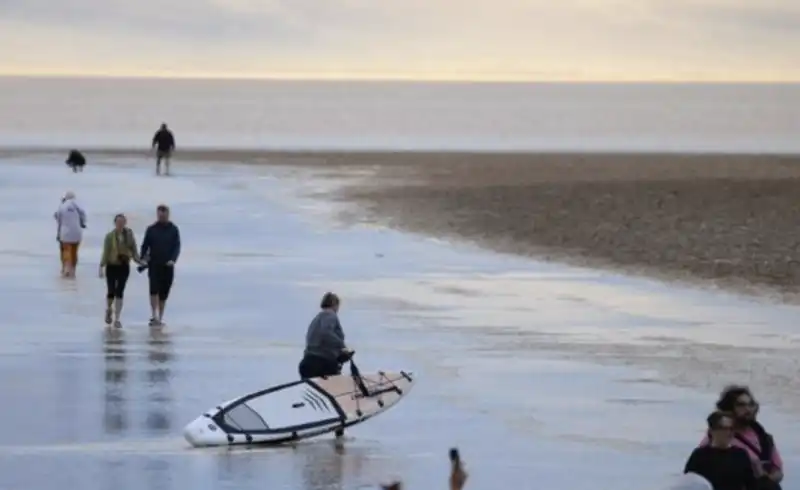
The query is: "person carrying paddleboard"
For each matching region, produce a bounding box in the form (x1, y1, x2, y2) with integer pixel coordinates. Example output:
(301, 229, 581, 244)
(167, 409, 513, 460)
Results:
(299, 292, 353, 438)
(299, 292, 353, 378)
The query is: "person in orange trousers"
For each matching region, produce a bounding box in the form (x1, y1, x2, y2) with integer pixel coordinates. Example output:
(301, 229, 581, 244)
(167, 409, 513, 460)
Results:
(54, 191, 87, 277)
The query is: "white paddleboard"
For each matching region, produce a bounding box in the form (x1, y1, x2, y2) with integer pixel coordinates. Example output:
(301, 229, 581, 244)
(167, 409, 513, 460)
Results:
(662, 473, 713, 490)
(183, 369, 415, 447)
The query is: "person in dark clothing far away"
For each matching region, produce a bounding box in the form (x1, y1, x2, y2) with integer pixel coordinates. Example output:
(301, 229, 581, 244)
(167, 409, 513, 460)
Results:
(685, 410, 757, 490)
(699, 385, 784, 490)
(299, 292, 353, 438)
(151, 123, 176, 176)
(65, 149, 86, 173)
(139, 204, 181, 326)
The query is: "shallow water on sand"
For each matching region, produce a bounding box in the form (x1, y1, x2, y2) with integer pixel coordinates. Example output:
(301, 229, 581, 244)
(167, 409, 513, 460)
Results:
(0, 157, 797, 490)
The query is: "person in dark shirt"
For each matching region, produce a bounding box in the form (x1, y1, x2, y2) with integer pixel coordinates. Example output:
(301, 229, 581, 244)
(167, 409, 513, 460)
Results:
(684, 410, 757, 490)
(151, 123, 176, 176)
(139, 204, 181, 326)
(65, 149, 86, 173)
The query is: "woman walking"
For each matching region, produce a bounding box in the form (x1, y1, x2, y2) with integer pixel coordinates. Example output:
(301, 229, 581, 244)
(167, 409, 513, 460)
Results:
(54, 191, 86, 277)
(99, 214, 142, 327)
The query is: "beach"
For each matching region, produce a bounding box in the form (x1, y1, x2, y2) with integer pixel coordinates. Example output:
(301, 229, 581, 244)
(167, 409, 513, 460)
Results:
(0, 153, 799, 490)
(313, 151, 800, 300)
(28, 148, 800, 299)
(2, 77, 800, 489)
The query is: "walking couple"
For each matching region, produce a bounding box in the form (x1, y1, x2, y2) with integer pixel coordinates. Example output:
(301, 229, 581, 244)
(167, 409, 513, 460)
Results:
(99, 204, 181, 328)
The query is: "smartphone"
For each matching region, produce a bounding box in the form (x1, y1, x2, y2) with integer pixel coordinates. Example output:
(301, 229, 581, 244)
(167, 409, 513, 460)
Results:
(449, 448, 460, 465)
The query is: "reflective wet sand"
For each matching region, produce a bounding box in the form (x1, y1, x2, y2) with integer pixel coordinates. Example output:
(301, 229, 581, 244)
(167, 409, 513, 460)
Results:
(0, 156, 797, 490)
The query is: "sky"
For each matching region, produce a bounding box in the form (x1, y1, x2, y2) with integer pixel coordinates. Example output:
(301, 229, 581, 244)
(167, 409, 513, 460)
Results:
(0, 0, 798, 81)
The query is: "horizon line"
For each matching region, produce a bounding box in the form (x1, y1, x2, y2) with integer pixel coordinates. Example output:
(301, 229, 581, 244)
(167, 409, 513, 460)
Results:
(0, 72, 798, 84)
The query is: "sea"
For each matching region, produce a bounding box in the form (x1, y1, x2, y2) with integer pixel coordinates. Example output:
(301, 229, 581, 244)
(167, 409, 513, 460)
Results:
(0, 77, 798, 153)
(0, 78, 798, 490)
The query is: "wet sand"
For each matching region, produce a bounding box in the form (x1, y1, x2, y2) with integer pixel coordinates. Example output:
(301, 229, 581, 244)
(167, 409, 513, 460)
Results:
(17, 148, 800, 298)
(296, 151, 800, 300)
(1, 153, 799, 489)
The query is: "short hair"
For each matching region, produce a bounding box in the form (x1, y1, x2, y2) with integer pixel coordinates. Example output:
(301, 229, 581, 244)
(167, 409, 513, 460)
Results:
(157, 204, 169, 212)
(716, 384, 757, 412)
(320, 292, 340, 309)
(113, 213, 126, 222)
(707, 410, 733, 429)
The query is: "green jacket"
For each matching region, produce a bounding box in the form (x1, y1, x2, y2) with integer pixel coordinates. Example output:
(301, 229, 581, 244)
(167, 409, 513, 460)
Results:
(100, 228, 140, 266)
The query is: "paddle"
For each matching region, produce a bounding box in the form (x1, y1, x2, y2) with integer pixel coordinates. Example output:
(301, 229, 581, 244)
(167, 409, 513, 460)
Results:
(346, 353, 371, 398)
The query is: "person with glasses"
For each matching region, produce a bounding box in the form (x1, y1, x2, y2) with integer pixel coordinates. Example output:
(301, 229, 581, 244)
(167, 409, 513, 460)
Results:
(699, 385, 784, 489)
(685, 410, 757, 490)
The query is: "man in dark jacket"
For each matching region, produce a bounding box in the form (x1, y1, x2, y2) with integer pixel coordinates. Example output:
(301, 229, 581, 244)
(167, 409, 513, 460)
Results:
(140, 204, 181, 326)
(151, 123, 176, 176)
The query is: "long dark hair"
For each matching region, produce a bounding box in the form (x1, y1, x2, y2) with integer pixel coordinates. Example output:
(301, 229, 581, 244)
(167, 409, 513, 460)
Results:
(715, 384, 776, 461)
(715, 384, 758, 413)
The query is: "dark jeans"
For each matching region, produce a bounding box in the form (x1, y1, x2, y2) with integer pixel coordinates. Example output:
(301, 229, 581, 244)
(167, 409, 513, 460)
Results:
(148, 264, 174, 301)
(156, 150, 172, 164)
(105, 263, 130, 299)
(298, 354, 341, 379)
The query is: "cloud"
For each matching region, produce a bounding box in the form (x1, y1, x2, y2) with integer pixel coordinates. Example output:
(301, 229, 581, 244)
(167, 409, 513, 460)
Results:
(0, 0, 797, 80)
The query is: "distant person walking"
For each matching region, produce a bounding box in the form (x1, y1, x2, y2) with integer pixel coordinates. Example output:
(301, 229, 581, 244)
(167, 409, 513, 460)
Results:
(65, 149, 86, 173)
(54, 191, 86, 277)
(99, 214, 143, 328)
(139, 204, 181, 326)
(151, 123, 176, 176)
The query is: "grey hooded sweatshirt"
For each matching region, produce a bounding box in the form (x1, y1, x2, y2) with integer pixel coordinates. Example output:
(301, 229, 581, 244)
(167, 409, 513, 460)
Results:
(303, 310, 346, 362)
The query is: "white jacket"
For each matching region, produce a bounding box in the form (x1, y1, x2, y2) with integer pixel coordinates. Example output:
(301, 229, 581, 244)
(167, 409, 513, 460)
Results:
(54, 198, 86, 244)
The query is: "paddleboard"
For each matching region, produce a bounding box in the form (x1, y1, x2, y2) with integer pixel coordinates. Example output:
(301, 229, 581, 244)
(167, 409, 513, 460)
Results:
(183, 366, 415, 447)
(662, 473, 713, 490)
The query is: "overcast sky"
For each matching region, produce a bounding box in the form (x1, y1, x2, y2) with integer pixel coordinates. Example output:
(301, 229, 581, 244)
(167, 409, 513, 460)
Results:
(0, 0, 797, 80)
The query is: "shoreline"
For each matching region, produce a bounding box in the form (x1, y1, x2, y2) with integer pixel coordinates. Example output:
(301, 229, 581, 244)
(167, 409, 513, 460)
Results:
(265, 151, 800, 303)
(8, 148, 800, 302)
(2, 147, 799, 160)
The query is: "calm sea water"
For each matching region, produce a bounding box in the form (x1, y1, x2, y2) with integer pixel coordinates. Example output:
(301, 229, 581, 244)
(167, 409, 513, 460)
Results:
(0, 77, 798, 152)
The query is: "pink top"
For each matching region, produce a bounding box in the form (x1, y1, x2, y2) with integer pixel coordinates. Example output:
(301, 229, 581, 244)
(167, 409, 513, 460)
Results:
(699, 427, 783, 470)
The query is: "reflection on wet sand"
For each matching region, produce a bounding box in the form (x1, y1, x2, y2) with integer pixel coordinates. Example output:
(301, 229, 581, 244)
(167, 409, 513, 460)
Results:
(145, 328, 174, 434)
(55, 345, 81, 442)
(103, 328, 128, 434)
(143, 457, 172, 490)
(212, 440, 377, 490)
(297, 441, 374, 490)
(101, 459, 126, 490)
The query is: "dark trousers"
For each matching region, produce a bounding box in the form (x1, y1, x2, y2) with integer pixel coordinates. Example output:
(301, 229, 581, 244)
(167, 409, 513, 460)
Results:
(148, 264, 174, 301)
(298, 354, 341, 379)
(105, 263, 130, 299)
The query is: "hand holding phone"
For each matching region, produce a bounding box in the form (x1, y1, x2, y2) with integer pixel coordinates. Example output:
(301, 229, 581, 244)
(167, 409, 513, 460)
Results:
(449, 448, 467, 490)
